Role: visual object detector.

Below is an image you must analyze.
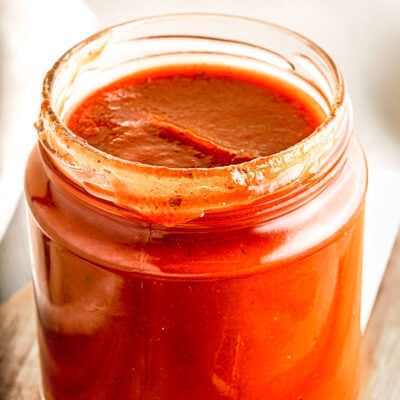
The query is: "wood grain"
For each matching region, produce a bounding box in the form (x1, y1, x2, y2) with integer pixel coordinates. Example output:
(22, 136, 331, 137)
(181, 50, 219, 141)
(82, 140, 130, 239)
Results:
(0, 231, 399, 399)
(359, 230, 400, 400)
(0, 285, 40, 400)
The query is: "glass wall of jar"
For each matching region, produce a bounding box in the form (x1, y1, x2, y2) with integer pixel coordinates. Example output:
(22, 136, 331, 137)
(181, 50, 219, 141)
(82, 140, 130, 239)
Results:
(25, 14, 367, 400)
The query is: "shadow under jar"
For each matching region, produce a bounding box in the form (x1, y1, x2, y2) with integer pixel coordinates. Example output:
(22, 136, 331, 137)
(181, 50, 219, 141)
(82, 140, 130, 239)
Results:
(25, 14, 367, 400)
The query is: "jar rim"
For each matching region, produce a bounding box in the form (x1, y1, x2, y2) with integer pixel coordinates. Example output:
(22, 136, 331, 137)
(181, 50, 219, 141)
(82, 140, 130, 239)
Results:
(37, 13, 349, 226)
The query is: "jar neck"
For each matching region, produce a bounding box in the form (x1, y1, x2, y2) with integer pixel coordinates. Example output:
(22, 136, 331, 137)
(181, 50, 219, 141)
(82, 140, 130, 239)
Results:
(36, 14, 350, 227)
(39, 95, 352, 229)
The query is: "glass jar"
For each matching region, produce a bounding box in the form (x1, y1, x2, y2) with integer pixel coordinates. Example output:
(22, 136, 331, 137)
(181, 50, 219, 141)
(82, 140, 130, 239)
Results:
(25, 14, 367, 400)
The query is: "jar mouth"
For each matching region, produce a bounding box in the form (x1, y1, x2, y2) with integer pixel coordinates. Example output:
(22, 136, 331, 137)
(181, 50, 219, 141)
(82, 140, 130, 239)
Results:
(37, 13, 349, 226)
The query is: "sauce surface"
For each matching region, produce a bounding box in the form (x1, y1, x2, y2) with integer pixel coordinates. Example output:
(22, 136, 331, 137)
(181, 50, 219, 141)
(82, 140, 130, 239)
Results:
(67, 65, 325, 168)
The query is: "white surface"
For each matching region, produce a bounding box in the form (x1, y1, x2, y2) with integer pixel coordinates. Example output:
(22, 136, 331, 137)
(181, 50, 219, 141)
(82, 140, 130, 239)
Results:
(1, 0, 399, 329)
(362, 169, 400, 329)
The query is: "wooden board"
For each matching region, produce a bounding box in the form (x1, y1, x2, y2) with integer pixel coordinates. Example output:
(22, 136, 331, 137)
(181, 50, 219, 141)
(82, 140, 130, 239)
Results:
(1, 231, 399, 399)
(0, 285, 40, 399)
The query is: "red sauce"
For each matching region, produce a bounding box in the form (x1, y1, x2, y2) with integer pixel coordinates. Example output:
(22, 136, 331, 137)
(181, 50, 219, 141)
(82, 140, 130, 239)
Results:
(26, 64, 364, 399)
(66, 65, 324, 168)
